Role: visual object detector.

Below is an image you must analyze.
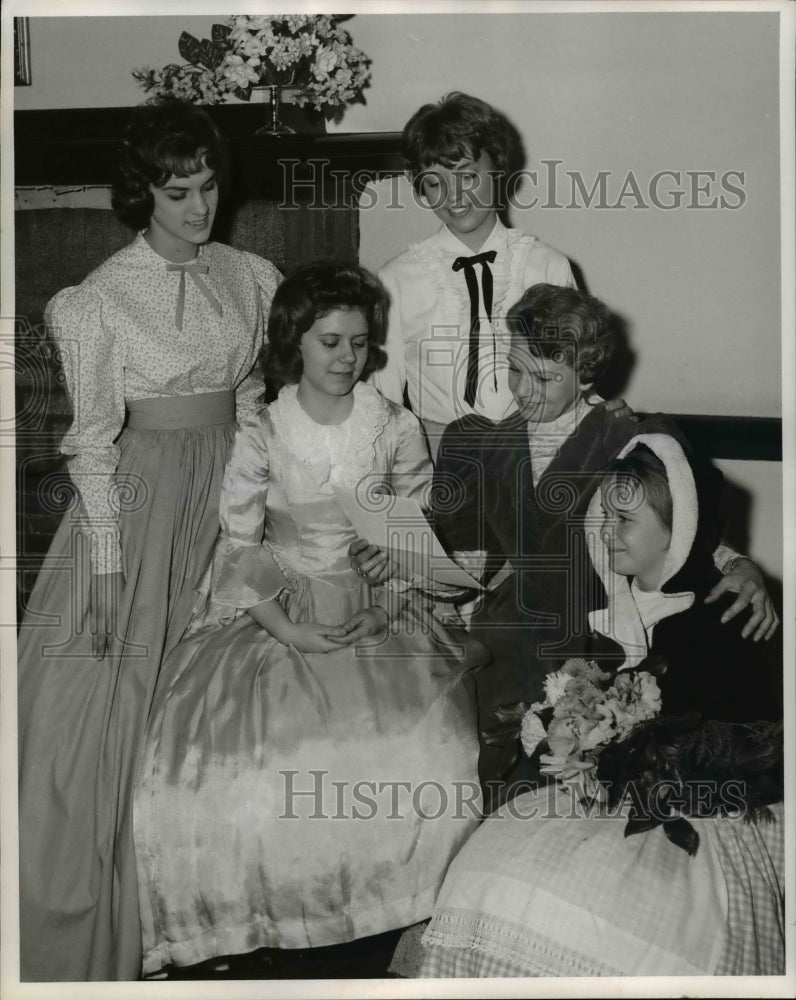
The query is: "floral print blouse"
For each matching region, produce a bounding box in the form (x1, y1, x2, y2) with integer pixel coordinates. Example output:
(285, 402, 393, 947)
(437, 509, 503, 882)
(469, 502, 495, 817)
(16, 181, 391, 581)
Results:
(45, 233, 282, 574)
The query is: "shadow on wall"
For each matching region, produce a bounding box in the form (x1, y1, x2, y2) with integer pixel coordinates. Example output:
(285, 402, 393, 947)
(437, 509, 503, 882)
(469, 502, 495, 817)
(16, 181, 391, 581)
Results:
(720, 477, 782, 601)
(594, 310, 636, 402)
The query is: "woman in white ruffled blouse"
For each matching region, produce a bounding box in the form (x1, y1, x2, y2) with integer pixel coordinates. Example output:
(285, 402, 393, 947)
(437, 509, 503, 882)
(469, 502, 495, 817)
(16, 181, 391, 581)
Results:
(133, 262, 486, 977)
(17, 102, 281, 982)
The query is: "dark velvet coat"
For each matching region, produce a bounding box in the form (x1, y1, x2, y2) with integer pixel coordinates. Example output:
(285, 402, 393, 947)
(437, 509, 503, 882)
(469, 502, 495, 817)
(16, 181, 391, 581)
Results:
(432, 403, 722, 796)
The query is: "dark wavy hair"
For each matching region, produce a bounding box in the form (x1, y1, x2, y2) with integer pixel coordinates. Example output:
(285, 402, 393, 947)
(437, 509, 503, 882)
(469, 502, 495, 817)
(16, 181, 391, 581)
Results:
(402, 92, 515, 198)
(111, 101, 229, 230)
(260, 262, 388, 390)
(506, 283, 616, 385)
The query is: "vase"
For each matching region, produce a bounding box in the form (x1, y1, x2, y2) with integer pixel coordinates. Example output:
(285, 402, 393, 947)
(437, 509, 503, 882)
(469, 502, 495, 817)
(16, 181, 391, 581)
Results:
(250, 85, 326, 136)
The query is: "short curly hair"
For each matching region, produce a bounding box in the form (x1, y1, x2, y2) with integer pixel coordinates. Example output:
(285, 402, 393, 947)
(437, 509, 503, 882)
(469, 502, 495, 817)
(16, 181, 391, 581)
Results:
(111, 101, 229, 230)
(506, 283, 616, 385)
(260, 262, 388, 390)
(402, 92, 515, 198)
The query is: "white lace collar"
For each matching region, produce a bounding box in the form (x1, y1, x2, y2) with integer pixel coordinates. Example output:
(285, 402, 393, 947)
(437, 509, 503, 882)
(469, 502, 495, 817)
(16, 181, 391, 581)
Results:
(268, 381, 390, 491)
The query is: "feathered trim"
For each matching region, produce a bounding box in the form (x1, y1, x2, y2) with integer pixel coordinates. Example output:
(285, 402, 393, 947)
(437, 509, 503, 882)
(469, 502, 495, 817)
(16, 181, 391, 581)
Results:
(596, 705, 783, 856)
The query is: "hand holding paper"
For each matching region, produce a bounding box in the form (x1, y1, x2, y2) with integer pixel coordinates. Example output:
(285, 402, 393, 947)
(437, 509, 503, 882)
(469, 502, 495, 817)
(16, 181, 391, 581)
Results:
(335, 488, 483, 591)
(348, 537, 395, 584)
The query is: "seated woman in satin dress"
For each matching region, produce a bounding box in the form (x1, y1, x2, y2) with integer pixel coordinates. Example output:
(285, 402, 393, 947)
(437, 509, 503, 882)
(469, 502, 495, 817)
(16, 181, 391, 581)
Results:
(133, 262, 488, 976)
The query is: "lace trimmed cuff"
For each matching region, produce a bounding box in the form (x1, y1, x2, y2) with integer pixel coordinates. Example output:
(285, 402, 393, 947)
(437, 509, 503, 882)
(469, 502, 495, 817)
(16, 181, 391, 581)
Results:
(375, 570, 466, 621)
(87, 524, 123, 576)
(452, 549, 488, 582)
(714, 541, 740, 573)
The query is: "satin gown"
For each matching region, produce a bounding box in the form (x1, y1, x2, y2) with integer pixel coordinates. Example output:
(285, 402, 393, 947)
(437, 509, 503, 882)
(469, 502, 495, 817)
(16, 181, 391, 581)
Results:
(133, 383, 486, 975)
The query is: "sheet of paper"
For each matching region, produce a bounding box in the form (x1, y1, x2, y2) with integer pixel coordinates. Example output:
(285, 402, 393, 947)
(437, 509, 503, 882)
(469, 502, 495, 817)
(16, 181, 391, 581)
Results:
(333, 488, 483, 591)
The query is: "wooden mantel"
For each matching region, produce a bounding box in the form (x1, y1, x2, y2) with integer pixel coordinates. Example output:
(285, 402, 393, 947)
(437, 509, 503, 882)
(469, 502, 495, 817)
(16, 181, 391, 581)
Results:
(14, 106, 405, 199)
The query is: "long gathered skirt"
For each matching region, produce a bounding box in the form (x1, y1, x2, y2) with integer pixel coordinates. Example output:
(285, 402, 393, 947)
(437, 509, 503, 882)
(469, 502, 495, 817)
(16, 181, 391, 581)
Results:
(418, 784, 786, 978)
(134, 573, 487, 976)
(17, 395, 235, 981)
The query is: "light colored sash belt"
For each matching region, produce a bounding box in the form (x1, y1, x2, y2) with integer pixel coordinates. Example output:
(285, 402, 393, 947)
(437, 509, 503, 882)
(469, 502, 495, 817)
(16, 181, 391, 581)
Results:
(126, 390, 235, 430)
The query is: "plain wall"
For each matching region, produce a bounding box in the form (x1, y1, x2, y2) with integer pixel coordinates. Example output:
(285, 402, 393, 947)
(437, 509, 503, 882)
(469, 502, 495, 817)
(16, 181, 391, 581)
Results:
(13, 9, 786, 577)
(715, 460, 783, 582)
(14, 15, 225, 110)
(351, 12, 782, 420)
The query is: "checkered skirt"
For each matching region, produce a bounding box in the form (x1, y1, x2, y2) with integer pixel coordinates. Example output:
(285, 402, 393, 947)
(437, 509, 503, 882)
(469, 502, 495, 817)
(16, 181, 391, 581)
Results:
(418, 786, 785, 978)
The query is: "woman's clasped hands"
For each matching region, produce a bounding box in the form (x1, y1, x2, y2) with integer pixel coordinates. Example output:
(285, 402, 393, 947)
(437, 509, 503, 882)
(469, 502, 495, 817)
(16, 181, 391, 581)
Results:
(247, 591, 388, 654)
(285, 609, 388, 653)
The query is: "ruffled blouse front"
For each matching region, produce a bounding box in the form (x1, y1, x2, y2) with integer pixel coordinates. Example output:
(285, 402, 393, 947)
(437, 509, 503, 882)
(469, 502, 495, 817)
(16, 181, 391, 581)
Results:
(372, 219, 577, 425)
(46, 234, 282, 573)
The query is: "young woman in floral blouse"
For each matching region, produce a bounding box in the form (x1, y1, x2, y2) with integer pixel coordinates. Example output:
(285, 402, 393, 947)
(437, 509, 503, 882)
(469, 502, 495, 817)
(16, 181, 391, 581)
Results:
(17, 102, 281, 982)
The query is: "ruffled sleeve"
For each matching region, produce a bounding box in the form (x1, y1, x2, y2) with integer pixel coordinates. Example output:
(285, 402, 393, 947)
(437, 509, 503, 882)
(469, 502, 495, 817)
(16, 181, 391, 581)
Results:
(191, 408, 289, 629)
(386, 403, 434, 505)
(234, 253, 283, 420)
(47, 284, 126, 575)
(244, 250, 282, 312)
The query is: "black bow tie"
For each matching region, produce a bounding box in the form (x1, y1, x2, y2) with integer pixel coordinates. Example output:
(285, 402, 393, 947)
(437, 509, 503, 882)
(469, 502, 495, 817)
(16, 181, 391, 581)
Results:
(452, 250, 498, 407)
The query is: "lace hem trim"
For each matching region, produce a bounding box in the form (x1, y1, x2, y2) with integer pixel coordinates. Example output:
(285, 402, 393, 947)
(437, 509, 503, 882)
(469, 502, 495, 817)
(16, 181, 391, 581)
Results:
(422, 906, 623, 977)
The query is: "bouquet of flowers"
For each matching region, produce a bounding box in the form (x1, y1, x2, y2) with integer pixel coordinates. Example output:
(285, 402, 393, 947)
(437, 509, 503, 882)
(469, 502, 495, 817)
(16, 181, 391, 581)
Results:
(133, 14, 372, 111)
(512, 655, 782, 855)
(519, 658, 662, 797)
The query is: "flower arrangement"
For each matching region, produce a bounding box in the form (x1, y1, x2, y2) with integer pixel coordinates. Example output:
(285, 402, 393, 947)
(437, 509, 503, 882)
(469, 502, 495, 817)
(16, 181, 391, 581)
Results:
(514, 656, 782, 855)
(133, 14, 372, 112)
(519, 658, 662, 796)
